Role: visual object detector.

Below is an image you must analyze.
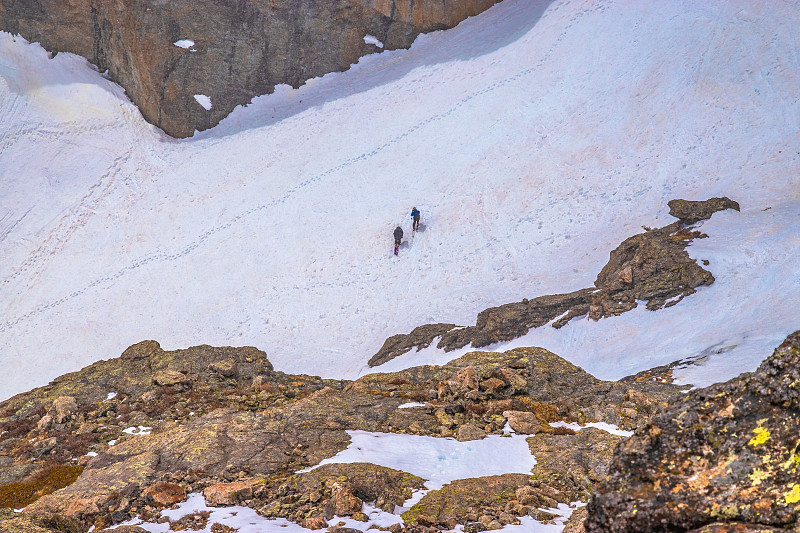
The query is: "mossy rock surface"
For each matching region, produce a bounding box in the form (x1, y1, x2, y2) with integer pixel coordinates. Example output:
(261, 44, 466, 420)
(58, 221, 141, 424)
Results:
(402, 474, 533, 530)
(0, 465, 84, 509)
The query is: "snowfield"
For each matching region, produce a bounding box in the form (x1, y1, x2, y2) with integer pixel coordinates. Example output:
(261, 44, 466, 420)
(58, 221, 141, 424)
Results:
(1, 0, 799, 404)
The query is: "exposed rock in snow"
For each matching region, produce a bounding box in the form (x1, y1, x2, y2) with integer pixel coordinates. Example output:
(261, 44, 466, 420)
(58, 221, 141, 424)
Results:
(373, 198, 738, 365)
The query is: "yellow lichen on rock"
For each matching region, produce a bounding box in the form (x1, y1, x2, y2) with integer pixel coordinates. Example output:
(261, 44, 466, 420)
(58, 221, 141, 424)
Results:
(748, 426, 771, 447)
(784, 484, 800, 505)
(748, 468, 770, 487)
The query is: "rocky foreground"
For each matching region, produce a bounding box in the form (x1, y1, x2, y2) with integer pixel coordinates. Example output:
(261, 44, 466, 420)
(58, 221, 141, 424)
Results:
(0, 339, 680, 532)
(2, 330, 799, 533)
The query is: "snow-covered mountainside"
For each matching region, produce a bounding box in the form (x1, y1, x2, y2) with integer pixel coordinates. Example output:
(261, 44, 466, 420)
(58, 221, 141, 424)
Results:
(1, 0, 799, 401)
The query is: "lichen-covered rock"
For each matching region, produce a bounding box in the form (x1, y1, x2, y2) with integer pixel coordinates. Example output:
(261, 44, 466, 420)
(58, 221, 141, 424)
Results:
(152, 369, 190, 387)
(49, 396, 78, 425)
(0, 510, 84, 533)
(525, 429, 622, 503)
(685, 524, 790, 533)
(455, 423, 486, 441)
(208, 358, 238, 378)
(402, 474, 532, 530)
(585, 330, 800, 533)
(254, 463, 425, 523)
(562, 507, 587, 533)
(503, 410, 545, 435)
(23, 451, 159, 523)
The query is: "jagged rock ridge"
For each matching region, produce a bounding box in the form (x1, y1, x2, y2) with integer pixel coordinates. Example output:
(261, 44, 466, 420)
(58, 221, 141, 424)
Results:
(0, 0, 500, 137)
(369, 197, 740, 367)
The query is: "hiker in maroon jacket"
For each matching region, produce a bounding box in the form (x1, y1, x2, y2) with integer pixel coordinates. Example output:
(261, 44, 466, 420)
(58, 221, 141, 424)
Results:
(393, 226, 404, 255)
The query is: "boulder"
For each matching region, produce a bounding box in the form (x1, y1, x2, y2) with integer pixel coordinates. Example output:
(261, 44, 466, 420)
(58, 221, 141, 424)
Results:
(303, 516, 327, 530)
(50, 396, 77, 424)
(208, 358, 237, 378)
(667, 197, 740, 225)
(121, 340, 163, 361)
(204, 480, 254, 506)
(31, 437, 58, 457)
(327, 482, 363, 517)
(455, 423, 486, 441)
(402, 474, 533, 530)
(142, 481, 186, 507)
(152, 369, 189, 387)
(502, 411, 541, 434)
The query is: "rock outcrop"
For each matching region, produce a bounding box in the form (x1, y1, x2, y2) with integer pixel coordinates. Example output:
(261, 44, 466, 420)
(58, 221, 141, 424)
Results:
(0, 0, 500, 137)
(0, 341, 682, 531)
(584, 330, 800, 533)
(370, 198, 738, 366)
(667, 197, 740, 225)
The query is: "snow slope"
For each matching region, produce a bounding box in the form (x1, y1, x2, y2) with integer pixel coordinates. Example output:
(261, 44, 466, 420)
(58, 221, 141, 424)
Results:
(1, 0, 799, 401)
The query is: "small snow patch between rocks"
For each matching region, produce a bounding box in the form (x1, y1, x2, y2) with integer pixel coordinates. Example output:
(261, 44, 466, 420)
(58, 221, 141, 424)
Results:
(363, 35, 384, 48)
(194, 94, 212, 110)
(123, 425, 152, 435)
(397, 402, 425, 409)
(550, 421, 634, 437)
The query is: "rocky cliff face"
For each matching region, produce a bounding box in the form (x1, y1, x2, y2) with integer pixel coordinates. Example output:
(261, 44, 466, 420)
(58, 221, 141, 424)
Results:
(0, 0, 499, 137)
(584, 330, 800, 533)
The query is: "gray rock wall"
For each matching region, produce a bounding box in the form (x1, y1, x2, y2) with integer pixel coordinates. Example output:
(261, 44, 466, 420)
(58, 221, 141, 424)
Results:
(0, 0, 499, 137)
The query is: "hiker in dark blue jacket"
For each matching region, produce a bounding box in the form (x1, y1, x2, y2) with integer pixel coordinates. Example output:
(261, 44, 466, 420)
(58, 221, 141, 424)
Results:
(410, 207, 421, 232)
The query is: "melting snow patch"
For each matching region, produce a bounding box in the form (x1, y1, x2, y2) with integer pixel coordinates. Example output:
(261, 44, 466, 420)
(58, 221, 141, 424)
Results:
(106, 392, 117, 400)
(327, 502, 403, 531)
(107, 439, 117, 446)
(397, 402, 426, 409)
(116, 492, 321, 533)
(550, 421, 634, 437)
(123, 425, 152, 435)
(194, 94, 212, 110)
(298, 430, 536, 490)
(173, 39, 195, 49)
(85, 451, 98, 457)
(363, 35, 384, 48)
